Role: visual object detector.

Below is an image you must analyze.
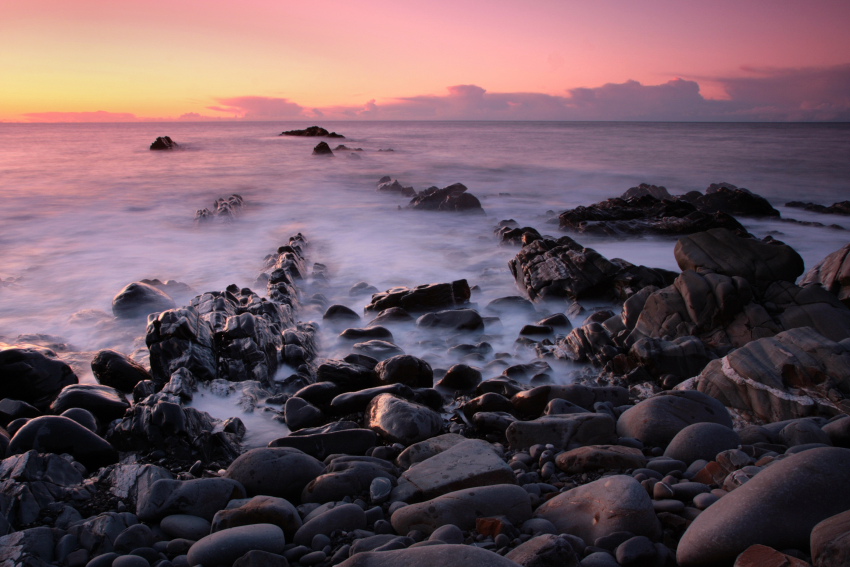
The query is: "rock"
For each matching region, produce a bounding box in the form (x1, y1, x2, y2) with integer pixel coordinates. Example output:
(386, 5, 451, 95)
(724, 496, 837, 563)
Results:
(294, 503, 366, 546)
(366, 280, 471, 314)
(558, 194, 747, 237)
(0, 526, 58, 565)
(0, 399, 40, 428)
(145, 306, 217, 383)
(374, 355, 434, 388)
(280, 126, 344, 137)
(233, 549, 290, 567)
(506, 413, 618, 451)
(511, 384, 630, 417)
(160, 514, 212, 541)
(395, 433, 468, 469)
(212, 495, 301, 539)
(407, 183, 484, 213)
(352, 340, 405, 360)
(534, 475, 661, 543)
(392, 484, 532, 535)
(316, 359, 377, 391)
(801, 242, 850, 307)
(366, 394, 443, 445)
(436, 364, 482, 391)
(223, 447, 324, 503)
(733, 544, 811, 566)
(505, 534, 581, 567)
(616, 390, 732, 448)
(312, 142, 333, 155)
(50, 383, 130, 423)
(674, 228, 804, 287)
(679, 183, 780, 218)
(377, 178, 416, 197)
(417, 309, 484, 332)
(150, 136, 177, 150)
(113, 523, 155, 553)
(187, 524, 286, 567)
(91, 350, 155, 392)
(337, 544, 523, 567)
(391, 439, 515, 502)
(8, 415, 118, 470)
(0, 346, 78, 411)
(137, 477, 246, 522)
(340, 326, 393, 341)
(555, 445, 647, 474)
(284, 396, 324, 431)
(270, 428, 378, 460)
(621, 183, 672, 201)
(301, 456, 397, 504)
(677, 447, 850, 566)
(486, 296, 538, 316)
(112, 282, 176, 319)
(811, 509, 850, 567)
(688, 326, 850, 422)
(663, 422, 741, 464)
(786, 200, 850, 216)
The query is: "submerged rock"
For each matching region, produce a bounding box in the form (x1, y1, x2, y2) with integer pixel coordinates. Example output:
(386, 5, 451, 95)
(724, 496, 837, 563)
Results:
(149, 136, 177, 150)
(312, 141, 334, 156)
(91, 349, 154, 392)
(112, 281, 176, 319)
(407, 183, 484, 213)
(280, 125, 344, 137)
(365, 280, 471, 314)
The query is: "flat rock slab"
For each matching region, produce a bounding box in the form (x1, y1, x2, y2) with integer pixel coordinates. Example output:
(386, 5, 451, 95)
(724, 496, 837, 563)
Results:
(506, 413, 618, 451)
(391, 484, 532, 536)
(337, 544, 523, 567)
(677, 447, 850, 566)
(391, 439, 515, 502)
(396, 433, 467, 469)
(534, 474, 661, 544)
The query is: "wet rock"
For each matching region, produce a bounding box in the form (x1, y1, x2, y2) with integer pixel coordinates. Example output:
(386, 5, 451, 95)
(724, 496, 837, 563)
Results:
(366, 394, 443, 445)
(511, 384, 630, 417)
(137, 477, 246, 522)
(187, 523, 286, 567)
(223, 447, 324, 503)
(284, 396, 324, 431)
(302, 457, 398, 504)
(677, 447, 850, 566)
(617, 390, 732, 448)
(340, 326, 393, 341)
(505, 534, 581, 567)
(67, 512, 140, 556)
(621, 183, 672, 200)
(679, 183, 780, 217)
(392, 439, 515, 502)
(312, 141, 333, 155)
(150, 136, 178, 150)
(801, 242, 850, 309)
(281, 126, 344, 137)
(316, 359, 377, 391)
(367, 307, 415, 326)
(294, 503, 366, 546)
(486, 296, 538, 316)
(50, 383, 130, 423)
(212, 495, 301, 539)
(395, 433, 467, 469)
(506, 412, 617, 451)
(391, 484, 532, 535)
(146, 306, 217, 383)
(663, 422, 741, 464)
(534, 475, 661, 544)
(417, 308, 484, 332)
(113, 281, 176, 319)
(732, 544, 811, 567)
(91, 349, 155, 392)
(376, 178, 416, 197)
(674, 228, 804, 287)
(0, 399, 40, 428)
(0, 345, 78, 411)
(787, 200, 850, 216)
(686, 326, 850, 422)
(554, 445, 647, 474)
(337, 543, 524, 567)
(366, 280, 472, 314)
(270, 428, 378, 460)
(811, 509, 850, 567)
(195, 194, 245, 223)
(323, 304, 361, 323)
(8, 415, 118, 470)
(374, 355, 434, 388)
(436, 364, 482, 391)
(407, 183, 484, 213)
(352, 340, 405, 360)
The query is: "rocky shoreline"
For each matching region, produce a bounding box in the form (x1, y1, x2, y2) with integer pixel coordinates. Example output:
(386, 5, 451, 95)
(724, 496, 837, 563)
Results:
(2, 181, 850, 567)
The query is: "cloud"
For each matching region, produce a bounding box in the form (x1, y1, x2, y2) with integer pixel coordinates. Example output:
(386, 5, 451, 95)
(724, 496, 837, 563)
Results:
(22, 110, 139, 123)
(208, 96, 306, 119)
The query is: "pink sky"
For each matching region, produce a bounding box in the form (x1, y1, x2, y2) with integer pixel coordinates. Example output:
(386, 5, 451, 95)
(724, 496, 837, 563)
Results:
(4, 0, 850, 122)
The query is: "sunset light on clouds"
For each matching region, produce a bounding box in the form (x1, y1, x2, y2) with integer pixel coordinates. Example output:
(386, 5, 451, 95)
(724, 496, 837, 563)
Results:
(4, 0, 850, 122)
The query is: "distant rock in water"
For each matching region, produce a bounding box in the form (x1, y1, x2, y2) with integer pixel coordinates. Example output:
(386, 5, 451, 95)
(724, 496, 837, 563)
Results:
(376, 176, 416, 197)
(112, 281, 176, 319)
(786, 200, 850, 216)
(334, 144, 362, 151)
(150, 136, 178, 150)
(195, 194, 244, 223)
(679, 182, 780, 217)
(312, 142, 334, 156)
(407, 183, 484, 213)
(280, 125, 344, 138)
(621, 183, 672, 200)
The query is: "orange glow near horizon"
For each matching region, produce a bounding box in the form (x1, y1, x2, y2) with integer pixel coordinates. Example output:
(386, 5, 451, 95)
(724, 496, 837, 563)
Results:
(3, 0, 850, 122)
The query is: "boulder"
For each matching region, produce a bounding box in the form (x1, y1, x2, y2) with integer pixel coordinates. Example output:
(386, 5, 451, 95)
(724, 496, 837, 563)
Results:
(677, 447, 850, 566)
(506, 413, 618, 451)
(280, 126, 344, 137)
(391, 439, 515, 502)
(187, 524, 286, 567)
(801, 242, 850, 307)
(312, 141, 333, 155)
(417, 309, 484, 332)
(374, 355, 434, 388)
(223, 447, 324, 503)
(366, 394, 443, 445)
(269, 428, 378, 460)
(91, 349, 155, 392)
(663, 422, 741, 464)
(365, 280, 471, 314)
(50, 383, 130, 423)
(534, 475, 661, 543)
(811, 509, 850, 567)
(150, 136, 177, 150)
(136, 477, 246, 522)
(0, 346, 78, 411)
(687, 327, 850, 422)
(337, 544, 523, 567)
(293, 503, 366, 546)
(391, 484, 532, 535)
(146, 306, 217, 383)
(786, 200, 850, 216)
(505, 534, 581, 567)
(376, 178, 416, 197)
(395, 433, 468, 469)
(112, 281, 176, 319)
(212, 495, 302, 539)
(407, 183, 484, 213)
(554, 445, 647, 474)
(679, 183, 780, 217)
(8, 415, 118, 470)
(616, 390, 732, 448)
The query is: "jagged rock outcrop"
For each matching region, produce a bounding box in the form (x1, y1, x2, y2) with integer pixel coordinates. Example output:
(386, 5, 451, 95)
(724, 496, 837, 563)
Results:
(365, 280, 472, 314)
(280, 126, 344, 137)
(407, 183, 484, 213)
(801, 242, 850, 307)
(678, 183, 780, 217)
(149, 136, 177, 150)
(195, 194, 244, 223)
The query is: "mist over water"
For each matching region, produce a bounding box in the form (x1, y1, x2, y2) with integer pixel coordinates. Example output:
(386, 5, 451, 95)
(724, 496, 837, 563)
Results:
(2, 121, 848, 443)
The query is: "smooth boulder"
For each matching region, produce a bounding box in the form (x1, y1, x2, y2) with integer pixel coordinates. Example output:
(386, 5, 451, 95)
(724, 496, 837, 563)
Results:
(187, 523, 285, 567)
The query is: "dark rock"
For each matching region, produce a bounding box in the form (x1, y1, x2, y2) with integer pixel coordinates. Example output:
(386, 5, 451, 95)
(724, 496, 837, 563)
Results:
(375, 355, 434, 388)
(786, 200, 850, 216)
(316, 359, 377, 390)
(352, 339, 404, 360)
(137, 477, 246, 522)
(323, 304, 361, 323)
(293, 381, 342, 408)
(284, 397, 325, 431)
(223, 447, 324, 503)
(294, 503, 366, 546)
(340, 326, 393, 341)
(212, 495, 301, 539)
(436, 364, 482, 391)
(160, 514, 212, 541)
(195, 194, 245, 223)
(486, 296, 538, 316)
(511, 384, 630, 417)
(801, 242, 850, 307)
(621, 183, 671, 200)
(506, 413, 618, 451)
(614, 535, 658, 566)
(495, 225, 544, 246)
(312, 142, 333, 156)
(365, 280, 471, 314)
(377, 178, 416, 197)
(146, 306, 217, 383)
(0, 346, 78, 411)
(407, 183, 484, 213)
(0, 398, 41, 428)
(187, 524, 286, 567)
(811, 509, 850, 567)
(733, 544, 810, 567)
(555, 445, 647, 474)
(233, 549, 290, 567)
(8, 415, 118, 470)
(395, 433, 468, 469)
(663, 422, 741, 464)
(91, 350, 155, 392)
(50, 383, 130, 423)
(330, 384, 414, 414)
(417, 309, 484, 332)
(678, 183, 780, 217)
(280, 126, 344, 137)
(366, 394, 443, 445)
(505, 534, 581, 567)
(113, 282, 176, 319)
(270, 428, 378, 460)
(301, 457, 398, 504)
(150, 136, 177, 150)
(337, 544, 526, 567)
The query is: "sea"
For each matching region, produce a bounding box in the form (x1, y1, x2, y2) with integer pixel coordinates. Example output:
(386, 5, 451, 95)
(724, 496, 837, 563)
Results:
(2, 121, 848, 445)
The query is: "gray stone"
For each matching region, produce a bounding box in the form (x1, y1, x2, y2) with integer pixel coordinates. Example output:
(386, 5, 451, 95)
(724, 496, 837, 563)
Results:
(302, 459, 397, 504)
(366, 394, 443, 445)
(187, 523, 286, 567)
(223, 447, 324, 502)
(555, 444, 647, 473)
(801, 242, 850, 307)
(391, 484, 532, 536)
(91, 349, 155, 392)
(374, 355, 434, 388)
(160, 514, 211, 541)
(211, 495, 302, 539)
(113, 281, 175, 319)
(506, 413, 618, 451)
(293, 503, 366, 546)
(505, 534, 580, 567)
(677, 447, 850, 566)
(664, 422, 741, 464)
(534, 475, 660, 544)
(811, 508, 850, 567)
(396, 433, 467, 469)
(136, 478, 246, 522)
(336, 544, 523, 567)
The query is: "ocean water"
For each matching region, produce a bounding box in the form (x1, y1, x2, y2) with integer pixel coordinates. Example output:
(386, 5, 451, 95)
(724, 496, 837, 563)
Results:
(2, 121, 848, 444)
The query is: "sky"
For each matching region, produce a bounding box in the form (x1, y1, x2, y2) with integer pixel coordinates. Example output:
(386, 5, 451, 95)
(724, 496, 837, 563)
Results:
(3, 0, 850, 122)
